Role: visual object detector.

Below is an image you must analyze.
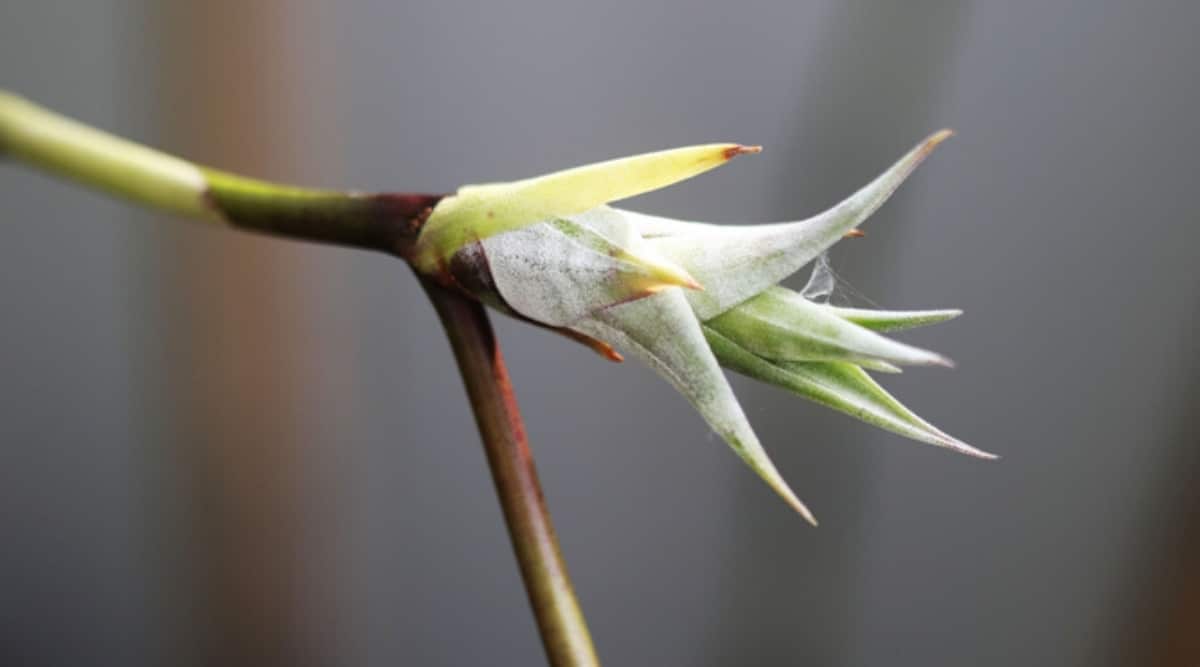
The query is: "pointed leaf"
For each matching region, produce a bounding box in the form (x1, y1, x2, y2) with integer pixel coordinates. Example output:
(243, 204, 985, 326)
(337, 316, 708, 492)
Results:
(640, 130, 953, 319)
(573, 290, 817, 523)
(413, 143, 759, 272)
(705, 326, 993, 459)
(479, 215, 698, 327)
(826, 305, 963, 332)
(857, 359, 904, 374)
(706, 286, 952, 367)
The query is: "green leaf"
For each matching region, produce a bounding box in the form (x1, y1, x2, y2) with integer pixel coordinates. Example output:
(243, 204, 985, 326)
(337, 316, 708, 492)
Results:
(706, 287, 952, 367)
(573, 289, 817, 524)
(824, 305, 963, 332)
(638, 130, 953, 320)
(704, 327, 993, 459)
(857, 359, 904, 374)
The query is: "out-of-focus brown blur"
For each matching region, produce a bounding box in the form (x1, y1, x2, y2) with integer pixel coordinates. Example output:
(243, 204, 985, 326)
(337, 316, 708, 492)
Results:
(158, 2, 335, 665)
(2, 2, 1198, 665)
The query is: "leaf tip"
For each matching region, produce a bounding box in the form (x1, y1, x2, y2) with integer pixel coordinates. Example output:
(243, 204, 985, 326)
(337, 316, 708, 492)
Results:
(945, 438, 999, 460)
(906, 128, 955, 172)
(929, 128, 955, 145)
(643, 272, 704, 294)
(602, 348, 625, 363)
(798, 502, 819, 526)
(621, 248, 705, 293)
(893, 345, 956, 369)
(768, 480, 818, 525)
(723, 144, 763, 160)
(927, 426, 996, 460)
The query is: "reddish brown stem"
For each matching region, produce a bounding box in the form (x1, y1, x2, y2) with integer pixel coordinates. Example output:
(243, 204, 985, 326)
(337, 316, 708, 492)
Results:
(421, 279, 600, 667)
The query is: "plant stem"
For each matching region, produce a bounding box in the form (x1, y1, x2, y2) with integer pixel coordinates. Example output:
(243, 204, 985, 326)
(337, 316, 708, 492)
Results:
(0, 91, 441, 256)
(1, 89, 600, 665)
(422, 278, 600, 667)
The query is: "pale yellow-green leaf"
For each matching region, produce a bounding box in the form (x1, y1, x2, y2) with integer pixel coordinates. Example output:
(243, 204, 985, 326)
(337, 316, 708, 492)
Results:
(413, 143, 759, 274)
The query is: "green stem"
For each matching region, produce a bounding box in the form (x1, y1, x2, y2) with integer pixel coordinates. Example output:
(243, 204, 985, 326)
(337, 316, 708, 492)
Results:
(422, 279, 600, 667)
(0, 91, 441, 256)
(1, 90, 600, 665)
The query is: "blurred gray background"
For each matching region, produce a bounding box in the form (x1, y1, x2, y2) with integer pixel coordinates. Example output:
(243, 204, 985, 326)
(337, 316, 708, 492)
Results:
(2, 1, 1198, 665)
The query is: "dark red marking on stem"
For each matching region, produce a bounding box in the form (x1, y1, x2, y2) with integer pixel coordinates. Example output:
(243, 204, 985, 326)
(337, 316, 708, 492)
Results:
(201, 170, 444, 257)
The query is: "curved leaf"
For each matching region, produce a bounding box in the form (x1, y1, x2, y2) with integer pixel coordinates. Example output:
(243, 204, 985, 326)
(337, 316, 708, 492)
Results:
(640, 130, 953, 319)
(414, 143, 759, 272)
(706, 287, 952, 367)
(573, 290, 817, 524)
(705, 327, 993, 459)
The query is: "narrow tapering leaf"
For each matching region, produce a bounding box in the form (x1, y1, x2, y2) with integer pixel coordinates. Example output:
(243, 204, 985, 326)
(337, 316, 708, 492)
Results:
(705, 327, 993, 459)
(639, 130, 953, 320)
(573, 290, 816, 524)
(825, 305, 963, 332)
(857, 359, 904, 374)
(706, 287, 952, 367)
(413, 143, 759, 273)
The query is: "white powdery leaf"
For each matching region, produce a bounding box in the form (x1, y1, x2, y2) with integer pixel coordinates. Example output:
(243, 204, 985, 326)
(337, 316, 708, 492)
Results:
(573, 289, 816, 523)
(567, 206, 641, 244)
(632, 130, 952, 320)
(483, 213, 693, 327)
(621, 210, 722, 238)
